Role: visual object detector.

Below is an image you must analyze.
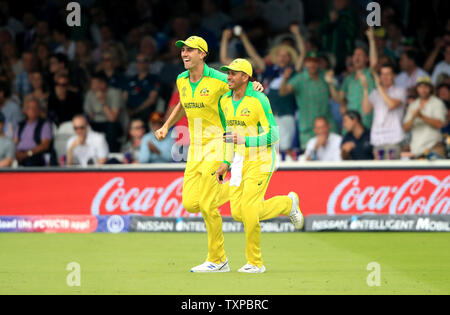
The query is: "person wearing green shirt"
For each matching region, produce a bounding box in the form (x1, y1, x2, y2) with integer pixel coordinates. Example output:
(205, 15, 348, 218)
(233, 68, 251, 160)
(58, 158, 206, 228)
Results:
(279, 51, 339, 151)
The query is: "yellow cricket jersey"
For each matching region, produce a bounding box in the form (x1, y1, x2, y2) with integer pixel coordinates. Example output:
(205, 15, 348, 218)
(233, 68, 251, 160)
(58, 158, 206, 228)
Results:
(219, 82, 280, 164)
(176, 64, 229, 158)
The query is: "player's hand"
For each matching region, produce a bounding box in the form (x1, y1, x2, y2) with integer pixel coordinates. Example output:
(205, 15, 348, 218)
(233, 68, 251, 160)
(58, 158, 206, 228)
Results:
(223, 132, 245, 145)
(252, 81, 264, 92)
(154, 125, 168, 141)
(216, 163, 230, 184)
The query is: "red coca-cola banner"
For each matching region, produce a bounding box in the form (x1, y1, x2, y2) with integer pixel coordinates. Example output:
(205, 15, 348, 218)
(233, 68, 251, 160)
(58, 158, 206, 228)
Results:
(0, 169, 448, 216)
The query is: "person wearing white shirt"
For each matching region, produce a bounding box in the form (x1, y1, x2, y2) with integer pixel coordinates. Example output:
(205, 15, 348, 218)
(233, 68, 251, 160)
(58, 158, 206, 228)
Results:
(304, 117, 342, 161)
(66, 115, 109, 166)
(362, 64, 406, 160)
(395, 51, 429, 89)
(431, 45, 450, 85)
(403, 77, 448, 158)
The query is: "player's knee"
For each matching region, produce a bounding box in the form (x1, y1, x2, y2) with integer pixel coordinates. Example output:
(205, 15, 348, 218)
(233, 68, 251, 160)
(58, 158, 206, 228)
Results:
(182, 197, 200, 214)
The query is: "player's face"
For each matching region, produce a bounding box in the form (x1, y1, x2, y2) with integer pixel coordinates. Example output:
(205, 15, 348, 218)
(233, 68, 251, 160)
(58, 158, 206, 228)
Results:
(181, 46, 204, 70)
(227, 70, 247, 90)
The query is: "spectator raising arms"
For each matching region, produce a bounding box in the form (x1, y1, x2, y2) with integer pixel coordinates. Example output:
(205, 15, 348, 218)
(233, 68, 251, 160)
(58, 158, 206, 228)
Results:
(362, 64, 407, 160)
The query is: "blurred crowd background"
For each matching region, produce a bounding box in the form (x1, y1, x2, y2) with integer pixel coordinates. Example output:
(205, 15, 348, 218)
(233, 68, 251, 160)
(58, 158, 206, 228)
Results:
(0, 0, 449, 167)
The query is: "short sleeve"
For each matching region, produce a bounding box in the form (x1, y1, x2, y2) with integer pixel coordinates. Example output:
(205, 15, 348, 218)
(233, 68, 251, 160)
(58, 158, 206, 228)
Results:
(41, 122, 53, 140)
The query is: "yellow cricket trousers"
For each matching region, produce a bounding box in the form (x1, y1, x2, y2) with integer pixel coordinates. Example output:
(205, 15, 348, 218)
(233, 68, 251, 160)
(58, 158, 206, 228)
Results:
(230, 153, 292, 268)
(182, 152, 230, 264)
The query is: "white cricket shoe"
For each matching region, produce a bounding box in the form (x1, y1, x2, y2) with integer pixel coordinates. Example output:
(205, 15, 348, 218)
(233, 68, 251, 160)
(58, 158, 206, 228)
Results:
(288, 192, 304, 230)
(238, 264, 266, 273)
(190, 259, 230, 273)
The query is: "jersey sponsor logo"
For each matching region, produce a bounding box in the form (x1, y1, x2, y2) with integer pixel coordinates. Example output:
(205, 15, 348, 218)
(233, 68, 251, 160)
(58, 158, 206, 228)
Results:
(184, 102, 206, 109)
(200, 88, 210, 96)
(240, 108, 250, 117)
(226, 119, 247, 127)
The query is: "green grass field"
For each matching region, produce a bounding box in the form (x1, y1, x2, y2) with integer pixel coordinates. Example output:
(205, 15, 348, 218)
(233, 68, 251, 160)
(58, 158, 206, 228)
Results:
(0, 232, 449, 295)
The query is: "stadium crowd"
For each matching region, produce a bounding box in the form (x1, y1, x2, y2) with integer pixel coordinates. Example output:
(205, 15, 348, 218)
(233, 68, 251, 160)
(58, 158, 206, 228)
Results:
(0, 0, 449, 167)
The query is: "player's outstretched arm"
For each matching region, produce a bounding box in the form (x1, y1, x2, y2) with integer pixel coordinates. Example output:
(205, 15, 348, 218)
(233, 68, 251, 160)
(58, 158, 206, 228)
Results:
(154, 101, 186, 141)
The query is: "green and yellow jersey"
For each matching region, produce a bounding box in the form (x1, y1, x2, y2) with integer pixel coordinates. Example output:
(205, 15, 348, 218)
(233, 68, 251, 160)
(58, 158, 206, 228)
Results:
(219, 82, 279, 164)
(176, 64, 229, 156)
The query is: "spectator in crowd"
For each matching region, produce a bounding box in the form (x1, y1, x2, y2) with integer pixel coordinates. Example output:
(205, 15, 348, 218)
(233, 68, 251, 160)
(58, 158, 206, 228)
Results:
(74, 39, 95, 75)
(201, 0, 232, 39)
(280, 51, 338, 152)
(124, 53, 160, 122)
(34, 41, 51, 75)
(318, 0, 358, 73)
(261, 0, 305, 34)
(436, 83, 450, 136)
(126, 36, 163, 77)
(139, 112, 174, 163)
(18, 11, 37, 52)
(403, 77, 448, 158)
(83, 71, 123, 152)
(14, 98, 53, 167)
(362, 64, 407, 160)
(0, 112, 15, 167)
(303, 117, 342, 162)
(0, 80, 22, 132)
(34, 20, 52, 45)
(231, 0, 269, 56)
(1, 41, 23, 81)
(385, 20, 405, 59)
(339, 28, 378, 129)
(122, 118, 146, 164)
(430, 44, 450, 86)
(48, 52, 87, 94)
(395, 50, 429, 89)
(341, 110, 373, 160)
(53, 25, 76, 61)
(24, 71, 49, 116)
(47, 73, 83, 126)
(97, 49, 127, 91)
(14, 51, 35, 101)
(66, 114, 109, 166)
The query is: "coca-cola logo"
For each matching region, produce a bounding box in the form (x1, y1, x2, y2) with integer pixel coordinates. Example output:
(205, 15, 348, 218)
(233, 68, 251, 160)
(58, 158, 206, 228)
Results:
(327, 175, 450, 215)
(91, 177, 200, 217)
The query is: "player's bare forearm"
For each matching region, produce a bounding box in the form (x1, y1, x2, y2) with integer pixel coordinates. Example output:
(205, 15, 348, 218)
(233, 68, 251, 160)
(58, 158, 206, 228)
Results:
(164, 102, 185, 130)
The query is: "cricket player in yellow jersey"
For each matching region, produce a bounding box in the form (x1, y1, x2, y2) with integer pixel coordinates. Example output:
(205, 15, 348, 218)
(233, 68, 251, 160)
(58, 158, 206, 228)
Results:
(216, 59, 304, 273)
(155, 37, 264, 273)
